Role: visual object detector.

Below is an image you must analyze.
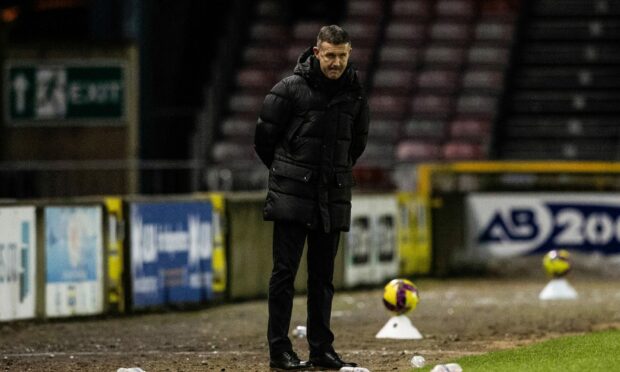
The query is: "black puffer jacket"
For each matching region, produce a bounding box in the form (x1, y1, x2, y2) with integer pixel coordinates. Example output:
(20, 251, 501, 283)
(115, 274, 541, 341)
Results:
(254, 47, 369, 232)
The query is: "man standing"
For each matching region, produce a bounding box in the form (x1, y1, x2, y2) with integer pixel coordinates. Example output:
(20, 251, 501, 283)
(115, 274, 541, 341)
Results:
(254, 25, 369, 370)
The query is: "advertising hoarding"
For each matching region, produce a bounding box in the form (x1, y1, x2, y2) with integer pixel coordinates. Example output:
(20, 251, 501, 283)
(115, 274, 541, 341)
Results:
(466, 193, 620, 262)
(345, 195, 399, 287)
(0, 207, 36, 321)
(130, 201, 213, 309)
(45, 206, 104, 317)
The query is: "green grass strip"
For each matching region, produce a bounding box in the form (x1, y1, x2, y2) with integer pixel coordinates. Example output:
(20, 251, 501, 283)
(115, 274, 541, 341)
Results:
(416, 330, 620, 372)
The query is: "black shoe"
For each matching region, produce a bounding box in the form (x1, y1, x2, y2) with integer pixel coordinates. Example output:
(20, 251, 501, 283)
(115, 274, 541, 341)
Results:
(310, 351, 357, 370)
(270, 351, 313, 371)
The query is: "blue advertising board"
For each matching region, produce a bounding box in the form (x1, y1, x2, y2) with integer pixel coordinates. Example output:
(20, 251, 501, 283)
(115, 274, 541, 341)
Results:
(130, 201, 213, 309)
(466, 194, 620, 258)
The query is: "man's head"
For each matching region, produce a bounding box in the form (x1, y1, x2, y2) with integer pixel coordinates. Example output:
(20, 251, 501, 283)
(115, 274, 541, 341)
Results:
(313, 25, 352, 80)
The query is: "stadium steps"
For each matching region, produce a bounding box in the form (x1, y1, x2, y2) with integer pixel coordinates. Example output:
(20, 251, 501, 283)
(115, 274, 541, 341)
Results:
(496, 0, 620, 160)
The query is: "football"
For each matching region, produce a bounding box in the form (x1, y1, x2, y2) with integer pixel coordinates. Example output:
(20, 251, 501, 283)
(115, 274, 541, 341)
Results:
(382, 278, 419, 315)
(543, 249, 571, 278)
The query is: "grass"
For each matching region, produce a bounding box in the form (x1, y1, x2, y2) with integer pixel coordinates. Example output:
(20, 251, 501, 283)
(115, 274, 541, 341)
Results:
(415, 330, 620, 372)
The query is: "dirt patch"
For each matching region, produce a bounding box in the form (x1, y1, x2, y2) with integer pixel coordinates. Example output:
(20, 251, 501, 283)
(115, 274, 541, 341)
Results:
(1, 277, 619, 371)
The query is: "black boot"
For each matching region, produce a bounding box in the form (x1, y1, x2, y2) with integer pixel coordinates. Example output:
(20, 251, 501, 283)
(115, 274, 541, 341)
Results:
(310, 350, 357, 370)
(270, 351, 313, 371)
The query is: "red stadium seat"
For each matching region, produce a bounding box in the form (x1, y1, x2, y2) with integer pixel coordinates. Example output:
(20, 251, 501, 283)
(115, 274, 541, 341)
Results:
(220, 117, 255, 139)
(436, 0, 476, 19)
(369, 95, 409, 120)
(429, 22, 473, 42)
(456, 94, 497, 117)
(424, 46, 466, 68)
(449, 118, 491, 139)
(385, 22, 427, 45)
(396, 140, 442, 161)
(462, 70, 504, 92)
(378, 45, 420, 69)
(416, 70, 460, 93)
(402, 119, 447, 139)
(411, 94, 454, 119)
(235, 68, 277, 91)
(373, 69, 416, 93)
(468, 45, 510, 66)
(475, 20, 515, 42)
(442, 141, 486, 160)
(392, 0, 432, 20)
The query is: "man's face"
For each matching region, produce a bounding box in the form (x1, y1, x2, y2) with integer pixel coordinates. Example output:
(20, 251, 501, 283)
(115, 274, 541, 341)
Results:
(313, 41, 351, 80)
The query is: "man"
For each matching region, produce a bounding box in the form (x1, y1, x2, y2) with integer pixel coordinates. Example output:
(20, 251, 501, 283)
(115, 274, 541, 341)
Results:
(254, 25, 369, 370)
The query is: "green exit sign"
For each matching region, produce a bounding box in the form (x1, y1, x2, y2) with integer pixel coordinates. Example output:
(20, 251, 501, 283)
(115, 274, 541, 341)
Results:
(5, 61, 126, 125)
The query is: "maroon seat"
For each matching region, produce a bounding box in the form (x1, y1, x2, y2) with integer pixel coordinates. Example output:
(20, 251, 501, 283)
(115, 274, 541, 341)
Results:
(228, 92, 264, 117)
(475, 20, 515, 43)
(423, 46, 466, 67)
(342, 21, 380, 48)
(480, 0, 518, 17)
(436, 0, 476, 19)
(373, 69, 415, 94)
(212, 140, 257, 163)
(293, 21, 324, 42)
(220, 116, 255, 139)
(385, 22, 427, 45)
(396, 140, 442, 161)
(392, 0, 432, 20)
(235, 68, 277, 91)
(402, 119, 447, 139)
(369, 95, 409, 120)
(357, 142, 396, 165)
(369, 119, 401, 142)
(456, 94, 497, 117)
(429, 22, 473, 42)
(416, 70, 459, 93)
(442, 141, 485, 160)
(346, 0, 384, 21)
(462, 70, 504, 92)
(378, 45, 420, 69)
(410, 94, 454, 119)
(468, 45, 510, 66)
(255, 0, 283, 19)
(243, 46, 287, 68)
(249, 22, 289, 44)
(449, 119, 491, 139)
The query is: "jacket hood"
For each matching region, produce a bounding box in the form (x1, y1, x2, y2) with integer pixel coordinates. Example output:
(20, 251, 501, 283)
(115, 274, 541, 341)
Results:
(293, 46, 361, 91)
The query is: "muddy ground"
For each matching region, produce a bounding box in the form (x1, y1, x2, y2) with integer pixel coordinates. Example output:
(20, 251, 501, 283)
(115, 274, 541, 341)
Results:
(2, 276, 620, 372)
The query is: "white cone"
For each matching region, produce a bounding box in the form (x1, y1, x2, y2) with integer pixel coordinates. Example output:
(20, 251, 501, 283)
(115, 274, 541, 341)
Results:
(376, 315, 423, 339)
(539, 278, 578, 300)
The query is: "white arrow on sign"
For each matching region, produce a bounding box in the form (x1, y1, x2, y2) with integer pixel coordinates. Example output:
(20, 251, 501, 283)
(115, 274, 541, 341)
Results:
(12, 74, 30, 114)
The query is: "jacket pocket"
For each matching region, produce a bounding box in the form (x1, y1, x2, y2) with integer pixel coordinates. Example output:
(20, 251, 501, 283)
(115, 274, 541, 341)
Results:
(335, 171, 355, 188)
(271, 160, 314, 182)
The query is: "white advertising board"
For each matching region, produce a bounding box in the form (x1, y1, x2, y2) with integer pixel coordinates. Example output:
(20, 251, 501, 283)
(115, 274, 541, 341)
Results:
(0, 207, 36, 321)
(345, 195, 399, 287)
(45, 206, 104, 317)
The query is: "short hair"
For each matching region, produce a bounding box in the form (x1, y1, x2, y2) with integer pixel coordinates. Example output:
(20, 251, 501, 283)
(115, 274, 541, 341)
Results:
(316, 25, 350, 46)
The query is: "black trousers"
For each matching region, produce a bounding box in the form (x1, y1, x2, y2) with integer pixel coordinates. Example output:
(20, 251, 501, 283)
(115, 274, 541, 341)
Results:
(268, 220, 340, 358)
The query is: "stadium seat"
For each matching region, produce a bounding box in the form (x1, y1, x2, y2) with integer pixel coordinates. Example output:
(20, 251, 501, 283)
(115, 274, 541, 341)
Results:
(475, 20, 515, 42)
(220, 117, 255, 139)
(462, 70, 504, 92)
(391, 0, 432, 20)
(435, 0, 476, 19)
(369, 95, 409, 120)
(402, 119, 447, 139)
(416, 70, 460, 93)
(369, 119, 401, 142)
(396, 140, 442, 161)
(411, 94, 454, 119)
(429, 23, 473, 42)
(378, 45, 420, 69)
(373, 69, 415, 94)
(211, 140, 257, 163)
(456, 94, 497, 117)
(449, 118, 491, 139)
(385, 22, 427, 45)
(423, 46, 466, 68)
(228, 93, 264, 117)
(468, 45, 510, 66)
(235, 68, 277, 92)
(442, 141, 485, 160)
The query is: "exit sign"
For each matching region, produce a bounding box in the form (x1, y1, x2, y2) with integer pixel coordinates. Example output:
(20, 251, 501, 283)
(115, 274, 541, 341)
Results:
(5, 61, 126, 125)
